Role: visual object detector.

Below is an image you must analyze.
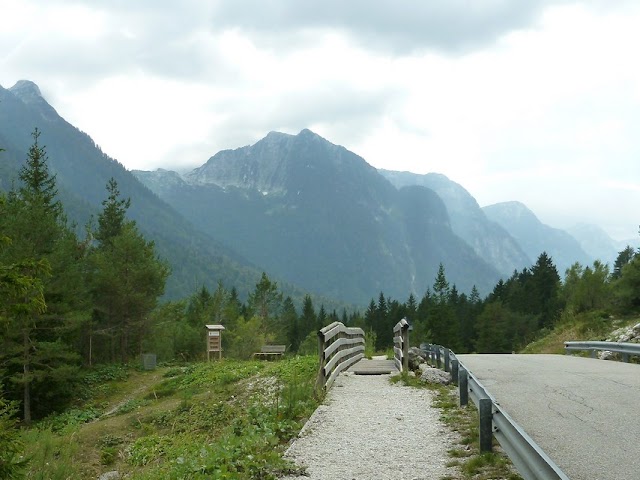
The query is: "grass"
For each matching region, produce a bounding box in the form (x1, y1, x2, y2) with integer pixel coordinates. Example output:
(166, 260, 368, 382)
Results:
(521, 312, 640, 354)
(19, 356, 320, 479)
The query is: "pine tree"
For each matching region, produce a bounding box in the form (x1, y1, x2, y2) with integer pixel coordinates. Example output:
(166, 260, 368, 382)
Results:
(299, 295, 316, 339)
(530, 252, 562, 328)
(612, 246, 636, 280)
(90, 180, 169, 363)
(282, 297, 300, 351)
(0, 132, 84, 422)
(18, 129, 62, 220)
(247, 272, 282, 328)
(95, 177, 131, 247)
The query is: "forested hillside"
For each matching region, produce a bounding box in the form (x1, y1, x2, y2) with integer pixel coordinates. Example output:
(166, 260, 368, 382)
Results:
(134, 129, 503, 303)
(0, 81, 282, 301)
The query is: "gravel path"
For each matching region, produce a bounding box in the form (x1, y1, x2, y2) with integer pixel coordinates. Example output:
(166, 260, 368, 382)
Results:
(281, 372, 460, 480)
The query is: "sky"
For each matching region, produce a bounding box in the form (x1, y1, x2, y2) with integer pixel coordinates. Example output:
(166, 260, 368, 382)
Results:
(1, 1, 639, 241)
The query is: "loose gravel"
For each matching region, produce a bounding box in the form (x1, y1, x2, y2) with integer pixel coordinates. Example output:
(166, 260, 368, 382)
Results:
(280, 372, 461, 480)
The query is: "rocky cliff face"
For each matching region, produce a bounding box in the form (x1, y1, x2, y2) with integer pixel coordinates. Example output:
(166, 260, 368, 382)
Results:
(483, 201, 592, 275)
(379, 170, 531, 276)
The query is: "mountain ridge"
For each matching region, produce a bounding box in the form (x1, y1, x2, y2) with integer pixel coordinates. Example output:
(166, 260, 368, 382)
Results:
(134, 128, 503, 303)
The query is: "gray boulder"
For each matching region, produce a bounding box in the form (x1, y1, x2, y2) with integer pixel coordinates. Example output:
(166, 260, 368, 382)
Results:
(420, 366, 452, 385)
(408, 347, 426, 371)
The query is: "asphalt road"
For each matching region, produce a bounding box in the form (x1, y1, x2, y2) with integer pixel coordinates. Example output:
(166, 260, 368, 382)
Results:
(456, 354, 640, 480)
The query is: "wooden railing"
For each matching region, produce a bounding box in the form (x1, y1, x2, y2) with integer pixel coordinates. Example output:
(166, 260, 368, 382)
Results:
(315, 321, 365, 394)
(393, 318, 409, 372)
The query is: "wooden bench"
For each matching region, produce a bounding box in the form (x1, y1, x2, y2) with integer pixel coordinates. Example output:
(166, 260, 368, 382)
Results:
(253, 345, 286, 360)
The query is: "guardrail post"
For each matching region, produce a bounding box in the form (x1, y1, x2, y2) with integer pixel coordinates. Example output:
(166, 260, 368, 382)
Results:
(479, 398, 493, 452)
(451, 359, 459, 386)
(623, 353, 630, 363)
(436, 346, 442, 369)
(444, 348, 450, 372)
(459, 367, 468, 407)
(590, 349, 596, 358)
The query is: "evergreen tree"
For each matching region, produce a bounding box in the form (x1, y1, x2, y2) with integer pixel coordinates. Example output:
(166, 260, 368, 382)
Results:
(282, 297, 299, 351)
(317, 305, 328, 331)
(0, 133, 83, 422)
(95, 177, 130, 247)
(90, 180, 169, 363)
(612, 246, 636, 280)
(614, 255, 640, 312)
(247, 272, 282, 332)
(428, 264, 458, 349)
(299, 295, 316, 339)
(17, 129, 62, 220)
(530, 252, 562, 328)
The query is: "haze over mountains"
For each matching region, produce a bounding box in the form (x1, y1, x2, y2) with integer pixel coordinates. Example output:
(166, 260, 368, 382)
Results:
(1, 80, 630, 306)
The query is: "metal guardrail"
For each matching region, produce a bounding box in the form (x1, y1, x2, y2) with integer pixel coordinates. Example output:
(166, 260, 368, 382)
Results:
(565, 340, 640, 362)
(421, 344, 569, 480)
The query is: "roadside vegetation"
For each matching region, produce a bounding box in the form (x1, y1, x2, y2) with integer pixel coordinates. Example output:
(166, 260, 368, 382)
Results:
(12, 356, 318, 479)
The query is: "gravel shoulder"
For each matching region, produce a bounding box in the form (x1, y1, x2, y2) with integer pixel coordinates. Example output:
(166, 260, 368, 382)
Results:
(280, 372, 461, 480)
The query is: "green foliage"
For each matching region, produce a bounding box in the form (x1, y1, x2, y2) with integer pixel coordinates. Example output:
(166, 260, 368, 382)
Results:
(297, 331, 318, 356)
(613, 255, 640, 312)
(0, 134, 85, 422)
(18, 357, 319, 478)
(39, 406, 102, 433)
(0, 393, 27, 479)
(364, 329, 377, 358)
(89, 197, 170, 363)
(226, 316, 266, 359)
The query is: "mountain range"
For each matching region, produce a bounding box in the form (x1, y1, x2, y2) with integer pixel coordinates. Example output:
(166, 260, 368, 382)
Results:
(1, 80, 624, 306)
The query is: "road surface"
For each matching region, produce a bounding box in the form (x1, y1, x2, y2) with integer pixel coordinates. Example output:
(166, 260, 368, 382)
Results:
(457, 354, 640, 480)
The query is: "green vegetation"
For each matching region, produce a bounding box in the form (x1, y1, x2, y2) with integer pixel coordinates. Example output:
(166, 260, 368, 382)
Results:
(2, 127, 640, 478)
(17, 356, 318, 479)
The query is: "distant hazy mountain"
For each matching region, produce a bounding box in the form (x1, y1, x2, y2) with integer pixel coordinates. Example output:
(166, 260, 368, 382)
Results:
(566, 223, 625, 266)
(135, 129, 503, 303)
(0, 80, 269, 300)
(483, 201, 592, 275)
(379, 170, 531, 276)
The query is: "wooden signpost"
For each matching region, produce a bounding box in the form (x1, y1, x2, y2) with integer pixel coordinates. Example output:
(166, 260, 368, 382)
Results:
(205, 324, 225, 361)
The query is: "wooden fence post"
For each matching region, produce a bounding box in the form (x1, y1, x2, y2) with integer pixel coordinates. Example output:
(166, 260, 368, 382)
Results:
(315, 330, 327, 395)
(402, 321, 409, 372)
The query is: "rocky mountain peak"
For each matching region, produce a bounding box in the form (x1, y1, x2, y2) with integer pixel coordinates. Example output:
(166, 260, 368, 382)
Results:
(8, 79, 60, 121)
(9, 80, 44, 101)
(484, 201, 539, 223)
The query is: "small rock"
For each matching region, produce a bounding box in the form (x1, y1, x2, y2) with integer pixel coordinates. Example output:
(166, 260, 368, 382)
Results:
(599, 350, 616, 361)
(98, 472, 121, 480)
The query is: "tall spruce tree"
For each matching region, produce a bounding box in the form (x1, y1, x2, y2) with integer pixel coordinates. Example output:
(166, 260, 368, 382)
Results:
(0, 132, 83, 422)
(90, 179, 169, 363)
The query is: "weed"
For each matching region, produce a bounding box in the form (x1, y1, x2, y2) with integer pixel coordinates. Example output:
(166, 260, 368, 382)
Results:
(20, 356, 321, 479)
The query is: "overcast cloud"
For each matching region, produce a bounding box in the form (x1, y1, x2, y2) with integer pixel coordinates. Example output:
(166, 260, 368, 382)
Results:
(1, 0, 639, 241)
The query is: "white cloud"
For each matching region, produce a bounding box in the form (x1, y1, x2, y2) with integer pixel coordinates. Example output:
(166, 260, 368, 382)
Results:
(1, 0, 639, 241)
